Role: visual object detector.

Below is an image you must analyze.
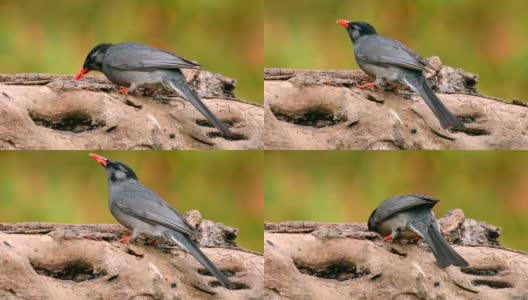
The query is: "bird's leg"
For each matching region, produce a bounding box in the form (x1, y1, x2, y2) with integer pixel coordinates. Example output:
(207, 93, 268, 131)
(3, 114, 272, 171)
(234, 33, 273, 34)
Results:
(128, 83, 138, 94)
(118, 87, 129, 95)
(356, 74, 377, 89)
(357, 81, 376, 89)
(119, 230, 138, 244)
(119, 236, 132, 244)
(144, 238, 159, 246)
(383, 229, 400, 243)
(409, 236, 423, 244)
(144, 88, 159, 97)
(383, 82, 401, 92)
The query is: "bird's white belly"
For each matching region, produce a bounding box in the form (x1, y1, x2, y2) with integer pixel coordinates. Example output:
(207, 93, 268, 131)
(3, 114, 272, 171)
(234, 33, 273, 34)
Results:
(377, 213, 418, 239)
(103, 66, 164, 89)
(358, 62, 400, 82)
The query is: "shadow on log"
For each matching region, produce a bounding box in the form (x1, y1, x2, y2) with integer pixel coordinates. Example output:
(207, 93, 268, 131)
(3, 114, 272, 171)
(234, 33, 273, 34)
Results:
(0, 70, 263, 150)
(264, 209, 528, 299)
(264, 57, 528, 149)
(0, 210, 264, 299)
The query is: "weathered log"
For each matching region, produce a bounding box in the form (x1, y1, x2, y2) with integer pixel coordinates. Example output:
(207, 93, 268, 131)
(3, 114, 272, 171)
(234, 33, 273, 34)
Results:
(264, 209, 528, 299)
(0, 210, 264, 299)
(0, 71, 263, 150)
(264, 58, 528, 150)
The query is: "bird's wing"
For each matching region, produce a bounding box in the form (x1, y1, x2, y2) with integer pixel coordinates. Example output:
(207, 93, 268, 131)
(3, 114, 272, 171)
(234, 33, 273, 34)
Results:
(113, 183, 197, 236)
(107, 42, 201, 71)
(371, 194, 439, 225)
(355, 36, 432, 72)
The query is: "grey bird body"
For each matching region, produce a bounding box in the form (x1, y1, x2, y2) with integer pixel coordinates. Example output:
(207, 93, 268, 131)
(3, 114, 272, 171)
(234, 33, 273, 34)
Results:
(368, 194, 469, 268)
(89, 153, 235, 289)
(338, 21, 465, 130)
(77, 42, 232, 136)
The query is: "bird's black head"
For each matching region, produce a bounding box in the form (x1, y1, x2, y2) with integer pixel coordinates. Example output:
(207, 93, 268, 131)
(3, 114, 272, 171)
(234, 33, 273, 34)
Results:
(75, 43, 112, 80)
(337, 20, 377, 43)
(89, 153, 138, 183)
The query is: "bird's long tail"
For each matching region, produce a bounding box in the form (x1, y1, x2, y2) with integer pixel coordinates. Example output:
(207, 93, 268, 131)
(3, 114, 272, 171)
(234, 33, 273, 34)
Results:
(165, 71, 232, 136)
(403, 74, 465, 130)
(421, 223, 469, 268)
(166, 230, 235, 289)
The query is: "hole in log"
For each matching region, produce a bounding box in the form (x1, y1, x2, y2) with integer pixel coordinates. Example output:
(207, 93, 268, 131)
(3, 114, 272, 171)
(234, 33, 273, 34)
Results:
(206, 132, 247, 141)
(31, 259, 106, 282)
(197, 268, 236, 278)
(196, 119, 234, 128)
(389, 247, 407, 257)
(124, 99, 142, 109)
(463, 127, 490, 136)
(471, 279, 512, 289)
(460, 116, 476, 124)
(271, 106, 347, 128)
(29, 112, 105, 133)
(196, 120, 247, 141)
(461, 267, 500, 276)
(208, 281, 249, 290)
(191, 136, 215, 146)
(293, 259, 369, 281)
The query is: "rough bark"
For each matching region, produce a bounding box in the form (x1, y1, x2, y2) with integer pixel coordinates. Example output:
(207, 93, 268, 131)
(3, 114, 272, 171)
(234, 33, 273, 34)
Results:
(0, 70, 263, 150)
(263, 209, 528, 299)
(264, 57, 528, 149)
(0, 210, 264, 300)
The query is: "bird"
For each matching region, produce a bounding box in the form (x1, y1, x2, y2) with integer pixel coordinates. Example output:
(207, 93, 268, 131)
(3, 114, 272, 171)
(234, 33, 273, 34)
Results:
(337, 20, 465, 130)
(368, 194, 469, 268)
(89, 153, 235, 289)
(75, 42, 233, 137)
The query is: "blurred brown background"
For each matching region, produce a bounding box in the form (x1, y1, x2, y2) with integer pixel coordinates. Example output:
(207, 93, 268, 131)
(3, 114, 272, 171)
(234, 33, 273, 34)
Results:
(0, 151, 263, 252)
(0, 0, 263, 103)
(265, 151, 528, 251)
(265, 0, 528, 102)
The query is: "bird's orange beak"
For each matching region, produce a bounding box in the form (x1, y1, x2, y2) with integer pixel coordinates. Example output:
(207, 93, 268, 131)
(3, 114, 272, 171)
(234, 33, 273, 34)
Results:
(75, 67, 89, 80)
(337, 19, 349, 28)
(89, 153, 108, 167)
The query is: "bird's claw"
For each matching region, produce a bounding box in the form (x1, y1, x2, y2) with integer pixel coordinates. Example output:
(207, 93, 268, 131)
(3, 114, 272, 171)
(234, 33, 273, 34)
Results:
(383, 235, 393, 243)
(119, 236, 132, 244)
(357, 81, 376, 89)
(118, 87, 129, 95)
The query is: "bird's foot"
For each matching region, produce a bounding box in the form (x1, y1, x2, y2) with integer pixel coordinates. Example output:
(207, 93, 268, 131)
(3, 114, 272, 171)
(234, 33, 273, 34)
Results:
(383, 235, 393, 243)
(408, 236, 423, 244)
(118, 87, 129, 95)
(119, 236, 132, 244)
(357, 81, 376, 89)
(144, 88, 159, 97)
(383, 82, 402, 92)
(144, 239, 159, 246)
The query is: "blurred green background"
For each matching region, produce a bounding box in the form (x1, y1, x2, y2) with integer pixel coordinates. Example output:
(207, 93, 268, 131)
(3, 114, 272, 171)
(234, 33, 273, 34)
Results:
(265, 151, 528, 251)
(265, 0, 528, 101)
(0, 0, 263, 103)
(0, 151, 263, 252)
